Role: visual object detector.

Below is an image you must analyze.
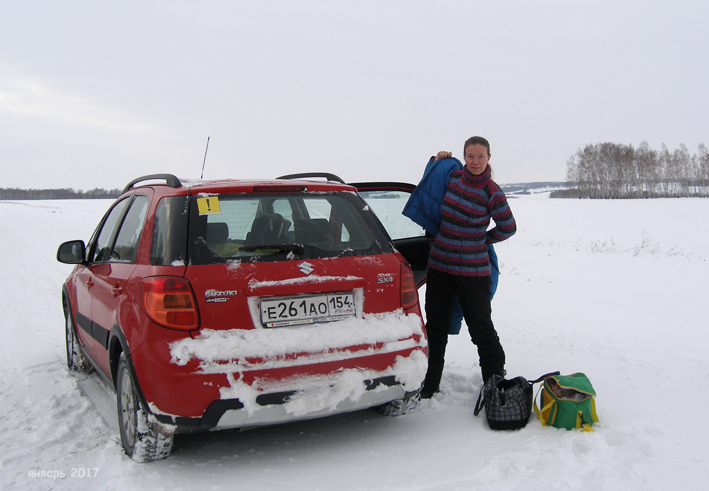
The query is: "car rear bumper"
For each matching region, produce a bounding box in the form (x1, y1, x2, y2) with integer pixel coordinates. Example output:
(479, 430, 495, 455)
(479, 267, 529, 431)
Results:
(152, 374, 418, 433)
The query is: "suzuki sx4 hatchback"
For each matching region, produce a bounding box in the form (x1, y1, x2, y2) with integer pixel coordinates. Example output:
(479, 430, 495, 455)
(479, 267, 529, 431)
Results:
(57, 174, 430, 462)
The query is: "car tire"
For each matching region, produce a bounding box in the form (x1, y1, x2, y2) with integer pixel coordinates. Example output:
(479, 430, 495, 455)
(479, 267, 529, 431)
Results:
(65, 306, 93, 372)
(116, 353, 173, 462)
(375, 392, 421, 417)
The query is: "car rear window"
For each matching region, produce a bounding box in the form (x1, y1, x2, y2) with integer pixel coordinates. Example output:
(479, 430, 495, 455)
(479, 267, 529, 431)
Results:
(186, 192, 392, 264)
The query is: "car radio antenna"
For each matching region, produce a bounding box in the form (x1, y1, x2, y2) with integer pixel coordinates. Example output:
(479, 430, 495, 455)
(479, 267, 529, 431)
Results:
(200, 136, 210, 179)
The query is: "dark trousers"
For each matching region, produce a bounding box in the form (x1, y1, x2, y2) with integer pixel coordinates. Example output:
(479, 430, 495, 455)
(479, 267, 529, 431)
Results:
(423, 268, 505, 391)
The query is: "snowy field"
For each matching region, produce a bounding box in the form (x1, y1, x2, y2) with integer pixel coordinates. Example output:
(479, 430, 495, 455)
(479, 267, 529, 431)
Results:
(1, 194, 707, 490)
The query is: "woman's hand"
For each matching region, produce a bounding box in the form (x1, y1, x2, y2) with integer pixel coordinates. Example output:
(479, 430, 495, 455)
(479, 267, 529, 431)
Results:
(436, 151, 453, 160)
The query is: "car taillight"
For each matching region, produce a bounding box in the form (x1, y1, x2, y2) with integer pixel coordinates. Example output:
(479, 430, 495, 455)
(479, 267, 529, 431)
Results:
(400, 262, 418, 309)
(141, 277, 199, 330)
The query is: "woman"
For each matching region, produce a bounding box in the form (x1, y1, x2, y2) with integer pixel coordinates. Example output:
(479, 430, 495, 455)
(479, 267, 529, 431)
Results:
(421, 136, 516, 398)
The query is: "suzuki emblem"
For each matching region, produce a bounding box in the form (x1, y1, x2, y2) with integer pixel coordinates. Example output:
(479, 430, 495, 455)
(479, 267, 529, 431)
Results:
(299, 262, 314, 275)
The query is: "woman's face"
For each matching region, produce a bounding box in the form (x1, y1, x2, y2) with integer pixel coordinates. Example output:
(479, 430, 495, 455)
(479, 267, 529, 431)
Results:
(464, 143, 490, 176)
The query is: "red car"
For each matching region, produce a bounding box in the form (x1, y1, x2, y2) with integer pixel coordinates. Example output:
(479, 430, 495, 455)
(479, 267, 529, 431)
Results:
(57, 173, 430, 462)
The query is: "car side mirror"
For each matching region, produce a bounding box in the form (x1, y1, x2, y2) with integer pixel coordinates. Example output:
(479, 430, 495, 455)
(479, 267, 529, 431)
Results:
(57, 240, 86, 264)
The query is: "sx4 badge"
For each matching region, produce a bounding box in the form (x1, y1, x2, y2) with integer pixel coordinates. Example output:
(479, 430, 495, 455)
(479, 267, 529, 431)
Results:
(377, 274, 394, 284)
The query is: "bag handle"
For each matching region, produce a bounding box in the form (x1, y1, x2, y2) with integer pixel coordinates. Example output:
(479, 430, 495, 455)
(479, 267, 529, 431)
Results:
(528, 371, 560, 385)
(474, 385, 485, 416)
(576, 410, 599, 432)
(532, 373, 561, 426)
(533, 384, 557, 426)
(579, 398, 600, 432)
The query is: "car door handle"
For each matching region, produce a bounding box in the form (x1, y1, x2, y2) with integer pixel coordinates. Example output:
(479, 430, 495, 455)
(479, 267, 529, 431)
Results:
(86, 278, 95, 288)
(111, 285, 123, 296)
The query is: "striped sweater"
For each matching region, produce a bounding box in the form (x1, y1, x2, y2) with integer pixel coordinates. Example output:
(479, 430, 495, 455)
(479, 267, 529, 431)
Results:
(428, 164, 516, 276)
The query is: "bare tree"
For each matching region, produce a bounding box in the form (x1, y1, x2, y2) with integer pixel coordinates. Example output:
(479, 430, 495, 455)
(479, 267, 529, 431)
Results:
(562, 142, 708, 199)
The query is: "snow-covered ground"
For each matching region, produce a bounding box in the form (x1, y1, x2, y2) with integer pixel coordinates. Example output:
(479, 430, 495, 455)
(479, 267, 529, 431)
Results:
(1, 194, 707, 490)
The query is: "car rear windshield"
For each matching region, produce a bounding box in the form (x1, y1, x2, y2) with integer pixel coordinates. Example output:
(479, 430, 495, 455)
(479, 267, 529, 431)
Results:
(186, 192, 393, 264)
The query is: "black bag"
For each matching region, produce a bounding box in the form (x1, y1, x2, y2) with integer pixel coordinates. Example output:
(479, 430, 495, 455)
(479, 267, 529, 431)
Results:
(475, 372, 559, 430)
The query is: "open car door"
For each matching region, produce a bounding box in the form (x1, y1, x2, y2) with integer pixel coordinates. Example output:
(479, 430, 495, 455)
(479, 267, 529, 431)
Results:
(349, 182, 431, 288)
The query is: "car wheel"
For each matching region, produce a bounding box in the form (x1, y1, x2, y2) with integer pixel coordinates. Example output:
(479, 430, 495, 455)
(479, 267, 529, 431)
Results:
(116, 353, 173, 462)
(65, 307, 93, 372)
(375, 392, 421, 417)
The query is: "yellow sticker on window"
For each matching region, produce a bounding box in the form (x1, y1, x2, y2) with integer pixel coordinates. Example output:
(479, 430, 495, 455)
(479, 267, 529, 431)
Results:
(197, 197, 221, 215)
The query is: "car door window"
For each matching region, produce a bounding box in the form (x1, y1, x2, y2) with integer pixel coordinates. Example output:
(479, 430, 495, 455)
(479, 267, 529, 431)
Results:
(356, 189, 425, 240)
(91, 198, 131, 263)
(150, 196, 189, 266)
(111, 195, 150, 263)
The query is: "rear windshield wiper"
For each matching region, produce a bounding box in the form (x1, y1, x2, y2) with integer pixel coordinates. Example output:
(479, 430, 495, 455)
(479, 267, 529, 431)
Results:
(239, 244, 306, 255)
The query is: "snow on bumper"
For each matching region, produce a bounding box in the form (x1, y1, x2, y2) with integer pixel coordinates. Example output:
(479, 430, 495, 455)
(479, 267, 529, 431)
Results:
(167, 311, 427, 424)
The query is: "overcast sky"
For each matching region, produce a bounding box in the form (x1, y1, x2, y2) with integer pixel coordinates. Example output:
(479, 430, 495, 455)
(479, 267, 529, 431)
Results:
(2, 1, 707, 190)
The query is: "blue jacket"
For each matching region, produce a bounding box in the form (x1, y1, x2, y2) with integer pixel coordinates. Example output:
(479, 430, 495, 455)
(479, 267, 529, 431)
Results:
(403, 157, 462, 236)
(403, 157, 500, 334)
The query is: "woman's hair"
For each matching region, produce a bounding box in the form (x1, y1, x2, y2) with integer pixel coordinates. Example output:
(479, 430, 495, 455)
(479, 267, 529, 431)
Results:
(464, 136, 490, 156)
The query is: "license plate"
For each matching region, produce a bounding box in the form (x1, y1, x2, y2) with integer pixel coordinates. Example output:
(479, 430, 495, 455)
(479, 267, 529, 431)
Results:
(260, 293, 356, 327)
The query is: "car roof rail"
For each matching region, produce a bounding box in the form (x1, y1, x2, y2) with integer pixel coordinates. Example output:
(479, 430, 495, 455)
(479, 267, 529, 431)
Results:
(122, 174, 182, 194)
(277, 172, 345, 184)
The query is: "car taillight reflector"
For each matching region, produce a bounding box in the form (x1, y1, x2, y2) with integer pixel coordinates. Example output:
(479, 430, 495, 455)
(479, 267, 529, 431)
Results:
(400, 262, 418, 309)
(141, 277, 199, 330)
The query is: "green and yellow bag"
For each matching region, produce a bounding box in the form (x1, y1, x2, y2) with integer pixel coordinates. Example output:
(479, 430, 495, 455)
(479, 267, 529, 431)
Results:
(534, 373, 598, 431)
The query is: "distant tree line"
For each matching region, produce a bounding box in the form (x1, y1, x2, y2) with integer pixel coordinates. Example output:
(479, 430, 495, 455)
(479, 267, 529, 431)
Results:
(552, 142, 709, 198)
(0, 187, 122, 200)
(501, 181, 566, 194)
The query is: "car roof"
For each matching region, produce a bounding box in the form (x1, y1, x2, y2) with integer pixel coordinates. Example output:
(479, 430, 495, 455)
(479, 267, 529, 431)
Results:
(182, 178, 355, 194)
(122, 174, 356, 198)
